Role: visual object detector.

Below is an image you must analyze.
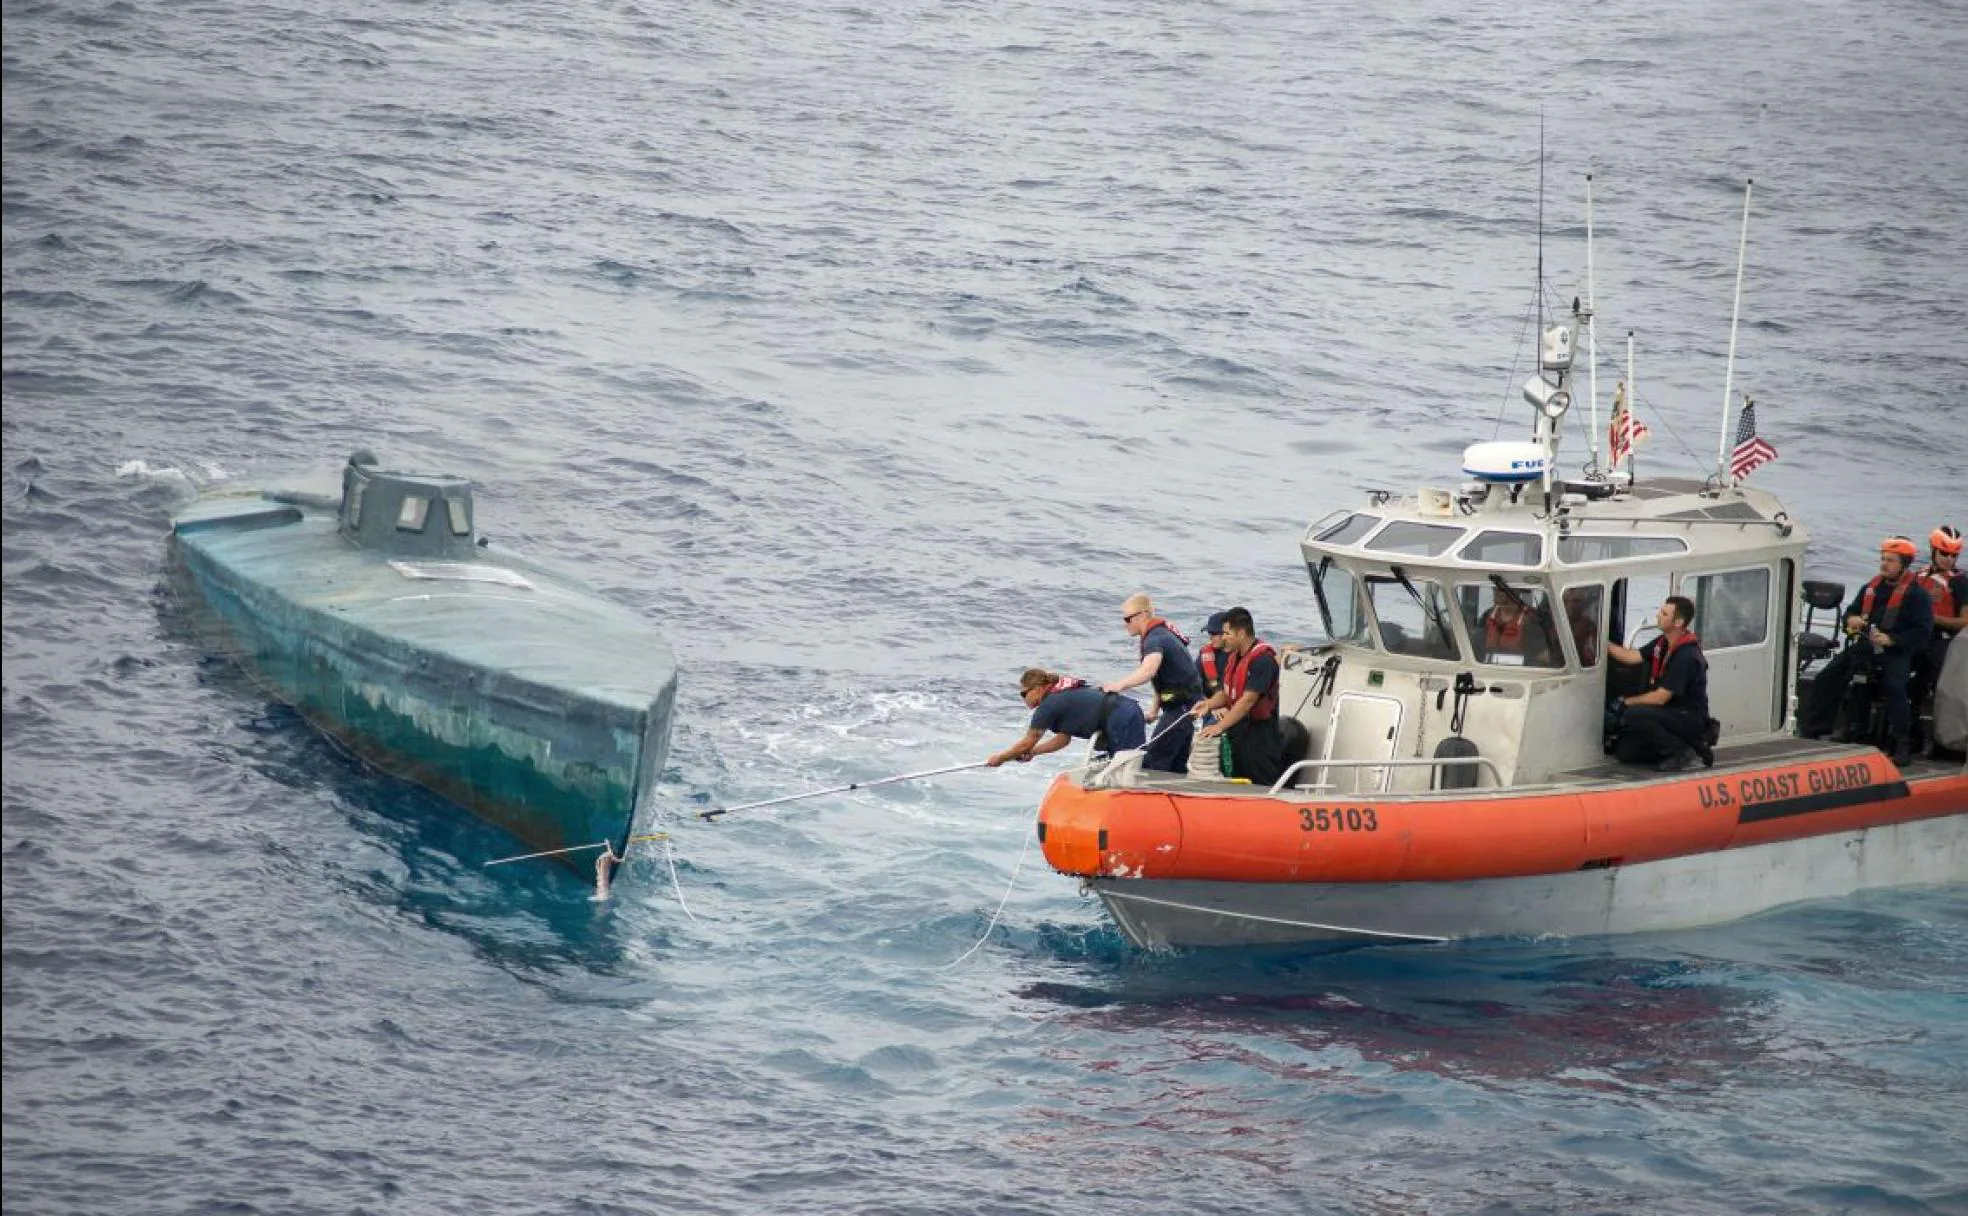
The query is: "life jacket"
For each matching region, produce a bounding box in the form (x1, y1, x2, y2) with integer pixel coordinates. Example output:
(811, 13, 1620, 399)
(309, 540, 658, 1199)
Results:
(1914, 565, 1959, 623)
(1649, 630, 1701, 688)
(1138, 618, 1202, 705)
(1199, 644, 1226, 691)
(1137, 617, 1190, 652)
(1484, 609, 1525, 652)
(1223, 641, 1279, 721)
(1858, 572, 1915, 631)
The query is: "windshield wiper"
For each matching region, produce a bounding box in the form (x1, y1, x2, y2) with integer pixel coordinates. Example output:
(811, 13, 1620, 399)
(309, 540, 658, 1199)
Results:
(1390, 564, 1457, 653)
(1310, 556, 1336, 637)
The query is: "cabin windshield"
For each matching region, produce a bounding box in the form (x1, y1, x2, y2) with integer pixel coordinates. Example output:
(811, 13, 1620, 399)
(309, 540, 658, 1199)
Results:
(1457, 580, 1564, 668)
(1365, 572, 1460, 660)
(1306, 558, 1370, 645)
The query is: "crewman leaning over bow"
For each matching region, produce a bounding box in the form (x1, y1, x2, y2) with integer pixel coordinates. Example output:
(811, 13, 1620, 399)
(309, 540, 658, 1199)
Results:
(1799, 535, 1934, 763)
(1100, 594, 1204, 773)
(987, 668, 1146, 769)
(1909, 525, 1968, 753)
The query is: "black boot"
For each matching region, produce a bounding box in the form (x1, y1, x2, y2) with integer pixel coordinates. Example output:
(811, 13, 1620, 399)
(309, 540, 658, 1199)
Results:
(1835, 700, 1873, 744)
(1655, 746, 1697, 773)
(1885, 735, 1913, 767)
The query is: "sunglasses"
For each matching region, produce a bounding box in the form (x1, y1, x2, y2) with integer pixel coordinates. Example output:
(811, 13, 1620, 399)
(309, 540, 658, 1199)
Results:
(1122, 610, 1147, 623)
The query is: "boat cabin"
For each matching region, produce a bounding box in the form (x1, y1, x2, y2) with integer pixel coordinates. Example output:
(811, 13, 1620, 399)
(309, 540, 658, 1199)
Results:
(1285, 469, 1810, 794)
(1108, 310, 1823, 798)
(337, 450, 478, 559)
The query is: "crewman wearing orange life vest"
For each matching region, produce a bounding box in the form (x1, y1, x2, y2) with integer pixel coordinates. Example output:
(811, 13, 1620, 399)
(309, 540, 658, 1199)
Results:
(1799, 536, 1934, 763)
(1909, 525, 1968, 752)
(1605, 595, 1713, 771)
(1189, 606, 1288, 785)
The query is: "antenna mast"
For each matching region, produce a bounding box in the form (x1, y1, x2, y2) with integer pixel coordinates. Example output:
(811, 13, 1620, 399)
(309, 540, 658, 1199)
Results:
(1585, 173, 1601, 474)
(1536, 112, 1547, 339)
(1716, 179, 1754, 481)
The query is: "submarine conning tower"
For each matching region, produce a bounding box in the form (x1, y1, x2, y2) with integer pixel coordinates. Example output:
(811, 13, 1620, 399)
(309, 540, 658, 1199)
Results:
(337, 449, 478, 559)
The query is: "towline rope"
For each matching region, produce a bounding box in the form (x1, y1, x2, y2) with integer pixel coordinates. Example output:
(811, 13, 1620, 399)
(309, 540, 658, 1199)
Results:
(943, 806, 1042, 968)
(483, 832, 669, 868)
(696, 761, 993, 821)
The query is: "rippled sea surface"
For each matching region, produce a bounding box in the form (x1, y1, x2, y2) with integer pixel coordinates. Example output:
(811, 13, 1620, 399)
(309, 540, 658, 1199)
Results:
(6, 1, 1967, 1211)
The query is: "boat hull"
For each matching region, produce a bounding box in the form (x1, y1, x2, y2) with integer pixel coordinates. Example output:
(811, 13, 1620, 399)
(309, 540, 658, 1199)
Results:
(1040, 749, 1968, 948)
(1088, 812, 1968, 948)
(169, 495, 676, 876)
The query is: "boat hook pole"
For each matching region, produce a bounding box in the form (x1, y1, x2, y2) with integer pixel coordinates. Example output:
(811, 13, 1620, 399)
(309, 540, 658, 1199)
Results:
(697, 761, 993, 821)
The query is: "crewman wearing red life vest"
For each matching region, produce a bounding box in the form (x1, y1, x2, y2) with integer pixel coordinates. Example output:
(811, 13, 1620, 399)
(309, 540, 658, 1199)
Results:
(1909, 525, 1967, 752)
(1799, 536, 1934, 763)
(1605, 595, 1713, 771)
(1195, 611, 1231, 698)
(1099, 593, 1205, 773)
(1189, 607, 1288, 785)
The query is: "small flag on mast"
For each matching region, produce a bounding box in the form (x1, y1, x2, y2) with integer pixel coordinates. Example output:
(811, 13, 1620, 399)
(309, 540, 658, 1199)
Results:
(1729, 395, 1778, 482)
(1608, 380, 1650, 464)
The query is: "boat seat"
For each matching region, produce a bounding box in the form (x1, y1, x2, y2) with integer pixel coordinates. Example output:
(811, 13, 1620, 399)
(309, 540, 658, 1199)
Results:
(1797, 631, 1836, 664)
(1279, 717, 1312, 767)
(1801, 580, 1845, 612)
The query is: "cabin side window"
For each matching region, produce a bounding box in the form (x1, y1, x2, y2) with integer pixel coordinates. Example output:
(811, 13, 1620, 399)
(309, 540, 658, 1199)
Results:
(1558, 535, 1689, 563)
(446, 498, 471, 537)
(1366, 520, 1466, 557)
(396, 495, 430, 533)
(1562, 584, 1605, 668)
(1314, 512, 1381, 546)
(1689, 566, 1771, 650)
(1364, 575, 1460, 660)
(1456, 582, 1563, 668)
(1458, 530, 1544, 566)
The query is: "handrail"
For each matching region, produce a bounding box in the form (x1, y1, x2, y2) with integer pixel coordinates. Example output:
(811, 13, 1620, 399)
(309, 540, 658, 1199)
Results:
(1267, 755, 1504, 795)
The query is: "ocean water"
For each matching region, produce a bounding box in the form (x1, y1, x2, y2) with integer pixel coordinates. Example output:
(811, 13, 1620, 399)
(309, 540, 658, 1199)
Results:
(5, 0, 1967, 1212)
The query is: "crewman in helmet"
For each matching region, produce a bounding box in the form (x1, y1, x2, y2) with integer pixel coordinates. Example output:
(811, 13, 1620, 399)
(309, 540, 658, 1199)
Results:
(1909, 525, 1968, 753)
(1799, 536, 1934, 764)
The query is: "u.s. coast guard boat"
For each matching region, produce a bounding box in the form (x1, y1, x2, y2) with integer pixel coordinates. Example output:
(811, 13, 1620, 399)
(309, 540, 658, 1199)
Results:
(1035, 194, 1966, 949)
(170, 451, 678, 882)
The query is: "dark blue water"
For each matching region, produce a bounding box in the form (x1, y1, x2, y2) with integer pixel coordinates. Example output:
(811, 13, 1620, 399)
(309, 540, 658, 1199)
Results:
(7, 1, 1966, 1211)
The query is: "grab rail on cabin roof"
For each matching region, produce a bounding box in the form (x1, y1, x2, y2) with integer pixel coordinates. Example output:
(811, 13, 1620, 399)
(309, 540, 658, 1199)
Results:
(1267, 755, 1505, 795)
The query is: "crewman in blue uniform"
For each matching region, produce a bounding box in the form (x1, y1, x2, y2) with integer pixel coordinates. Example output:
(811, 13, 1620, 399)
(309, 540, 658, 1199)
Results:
(1800, 536, 1934, 763)
(987, 668, 1146, 768)
(1605, 595, 1713, 771)
(1100, 593, 1204, 773)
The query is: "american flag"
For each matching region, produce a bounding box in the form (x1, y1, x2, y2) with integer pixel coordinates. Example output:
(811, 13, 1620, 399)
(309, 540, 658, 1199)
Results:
(1729, 397, 1778, 482)
(1608, 381, 1650, 463)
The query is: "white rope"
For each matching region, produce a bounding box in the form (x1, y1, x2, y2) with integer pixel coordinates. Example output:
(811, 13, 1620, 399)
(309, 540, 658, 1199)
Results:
(485, 839, 611, 867)
(943, 809, 1040, 967)
(662, 835, 702, 926)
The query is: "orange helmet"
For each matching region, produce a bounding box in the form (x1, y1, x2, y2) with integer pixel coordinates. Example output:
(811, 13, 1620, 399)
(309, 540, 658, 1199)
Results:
(1882, 535, 1918, 562)
(1932, 525, 1964, 556)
